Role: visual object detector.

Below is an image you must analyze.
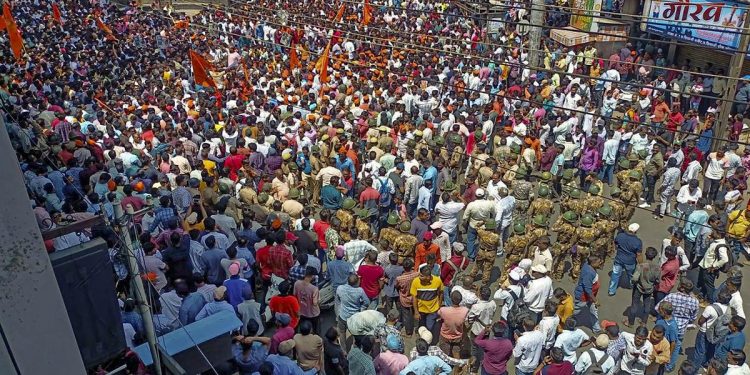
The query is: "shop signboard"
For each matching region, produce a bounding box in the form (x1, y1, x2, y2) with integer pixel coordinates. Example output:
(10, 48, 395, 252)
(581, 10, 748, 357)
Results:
(571, 0, 603, 32)
(645, 0, 748, 51)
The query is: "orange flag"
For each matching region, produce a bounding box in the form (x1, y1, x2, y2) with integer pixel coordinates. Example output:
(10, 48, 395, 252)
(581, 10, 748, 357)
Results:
(52, 3, 63, 24)
(314, 43, 331, 83)
(173, 20, 189, 29)
(96, 17, 113, 35)
(189, 50, 217, 88)
(362, 0, 372, 26)
(289, 43, 300, 70)
(3, 4, 23, 60)
(334, 3, 345, 22)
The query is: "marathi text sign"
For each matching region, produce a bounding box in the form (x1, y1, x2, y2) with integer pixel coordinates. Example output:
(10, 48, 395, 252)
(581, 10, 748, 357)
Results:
(646, 0, 747, 50)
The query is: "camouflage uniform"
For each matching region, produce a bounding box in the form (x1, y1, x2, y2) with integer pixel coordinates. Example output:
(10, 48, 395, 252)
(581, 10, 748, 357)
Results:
(610, 200, 628, 230)
(526, 226, 549, 249)
(528, 197, 554, 218)
(621, 180, 643, 224)
(379, 226, 400, 246)
(573, 223, 599, 279)
(355, 217, 373, 241)
(395, 233, 418, 262)
(593, 217, 618, 258)
(336, 210, 354, 233)
(615, 169, 631, 189)
(512, 180, 533, 219)
(550, 217, 577, 280)
(471, 228, 500, 284)
(500, 231, 532, 285)
(583, 195, 605, 215)
(561, 195, 586, 216)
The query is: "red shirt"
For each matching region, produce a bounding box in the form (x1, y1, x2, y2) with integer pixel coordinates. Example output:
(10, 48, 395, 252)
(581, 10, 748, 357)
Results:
(358, 186, 380, 206)
(268, 295, 300, 329)
(357, 263, 385, 299)
(658, 257, 680, 293)
(440, 255, 470, 285)
(312, 220, 330, 249)
(224, 154, 245, 181)
(255, 245, 272, 280)
(268, 245, 293, 279)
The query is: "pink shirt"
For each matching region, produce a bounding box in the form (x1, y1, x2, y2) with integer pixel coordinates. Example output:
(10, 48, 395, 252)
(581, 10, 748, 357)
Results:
(373, 351, 409, 375)
(657, 257, 680, 293)
(294, 280, 321, 318)
(438, 306, 469, 341)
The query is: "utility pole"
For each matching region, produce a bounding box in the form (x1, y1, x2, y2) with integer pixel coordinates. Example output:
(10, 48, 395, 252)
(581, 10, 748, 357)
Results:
(528, 0, 545, 68)
(715, 14, 750, 149)
(113, 200, 163, 375)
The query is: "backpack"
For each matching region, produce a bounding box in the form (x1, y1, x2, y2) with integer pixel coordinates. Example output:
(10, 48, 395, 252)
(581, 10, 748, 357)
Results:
(507, 288, 534, 327)
(715, 244, 736, 273)
(583, 349, 610, 375)
(445, 257, 468, 287)
(706, 303, 731, 344)
(377, 177, 393, 208)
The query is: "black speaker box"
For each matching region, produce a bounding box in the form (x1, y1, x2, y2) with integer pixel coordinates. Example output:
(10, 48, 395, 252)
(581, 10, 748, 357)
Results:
(50, 238, 126, 369)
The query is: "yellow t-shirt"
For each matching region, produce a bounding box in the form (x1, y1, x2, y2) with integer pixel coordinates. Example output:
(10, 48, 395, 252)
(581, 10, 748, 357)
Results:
(556, 295, 575, 333)
(410, 275, 443, 314)
(202, 159, 217, 177)
(727, 209, 750, 239)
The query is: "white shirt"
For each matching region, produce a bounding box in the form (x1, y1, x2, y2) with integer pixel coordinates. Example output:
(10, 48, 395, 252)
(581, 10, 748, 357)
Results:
(467, 300, 497, 335)
(434, 201, 465, 235)
(730, 291, 746, 318)
(699, 239, 729, 271)
(602, 138, 620, 165)
(524, 276, 553, 313)
(451, 285, 479, 307)
(554, 328, 590, 362)
(619, 332, 653, 375)
(676, 185, 702, 205)
(496, 196, 516, 229)
(705, 152, 728, 180)
(575, 348, 617, 375)
(513, 330, 544, 372)
(494, 284, 523, 320)
(728, 363, 750, 375)
(531, 247, 553, 274)
(486, 179, 507, 202)
(700, 303, 729, 332)
(682, 160, 703, 183)
(660, 239, 690, 271)
(536, 315, 561, 349)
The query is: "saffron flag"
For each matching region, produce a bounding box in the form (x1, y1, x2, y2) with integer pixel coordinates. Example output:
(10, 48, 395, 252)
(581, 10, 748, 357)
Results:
(3, 4, 23, 60)
(314, 43, 331, 83)
(362, 0, 372, 26)
(189, 50, 217, 88)
(289, 43, 300, 69)
(334, 3, 345, 22)
(52, 3, 63, 24)
(96, 17, 113, 35)
(173, 20, 189, 29)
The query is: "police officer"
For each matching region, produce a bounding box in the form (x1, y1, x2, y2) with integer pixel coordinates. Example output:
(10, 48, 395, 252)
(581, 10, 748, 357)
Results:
(551, 211, 578, 280)
(395, 220, 418, 262)
(528, 185, 555, 218)
(573, 214, 598, 279)
(500, 222, 532, 285)
(512, 166, 533, 220)
(584, 185, 605, 215)
(355, 209, 373, 241)
(471, 219, 501, 284)
(594, 204, 618, 259)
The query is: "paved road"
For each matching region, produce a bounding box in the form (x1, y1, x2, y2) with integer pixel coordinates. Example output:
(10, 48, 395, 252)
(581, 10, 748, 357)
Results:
(314, 202, 750, 371)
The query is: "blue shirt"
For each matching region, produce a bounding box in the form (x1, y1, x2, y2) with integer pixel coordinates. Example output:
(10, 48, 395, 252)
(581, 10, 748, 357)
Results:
(179, 292, 206, 325)
(223, 277, 253, 309)
(655, 317, 678, 344)
(321, 184, 343, 210)
(683, 210, 709, 242)
(233, 342, 268, 375)
(574, 263, 597, 301)
(422, 166, 438, 193)
(195, 300, 235, 321)
(399, 355, 452, 375)
(715, 331, 746, 361)
(265, 354, 305, 375)
(328, 259, 355, 289)
(336, 284, 369, 320)
(336, 158, 356, 176)
(614, 231, 642, 265)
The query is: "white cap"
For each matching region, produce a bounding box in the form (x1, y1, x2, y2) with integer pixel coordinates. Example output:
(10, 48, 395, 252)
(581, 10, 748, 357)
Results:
(417, 326, 433, 343)
(475, 188, 486, 197)
(430, 221, 443, 230)
(531, 264, 548, 274)
(509, 267, 525, 281)
(628, 223, 640, 233)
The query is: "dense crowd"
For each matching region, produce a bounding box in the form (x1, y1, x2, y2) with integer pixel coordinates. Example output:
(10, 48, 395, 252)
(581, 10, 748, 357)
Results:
(7, 0, 750, 374)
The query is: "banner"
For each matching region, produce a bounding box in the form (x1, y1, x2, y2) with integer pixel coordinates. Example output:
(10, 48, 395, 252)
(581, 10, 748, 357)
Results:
(645, 0, 747, 50)
(570, 0, 603, 32)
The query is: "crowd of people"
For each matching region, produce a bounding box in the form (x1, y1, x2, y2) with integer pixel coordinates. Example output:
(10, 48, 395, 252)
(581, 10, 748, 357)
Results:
(7, 0, 750, 374)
